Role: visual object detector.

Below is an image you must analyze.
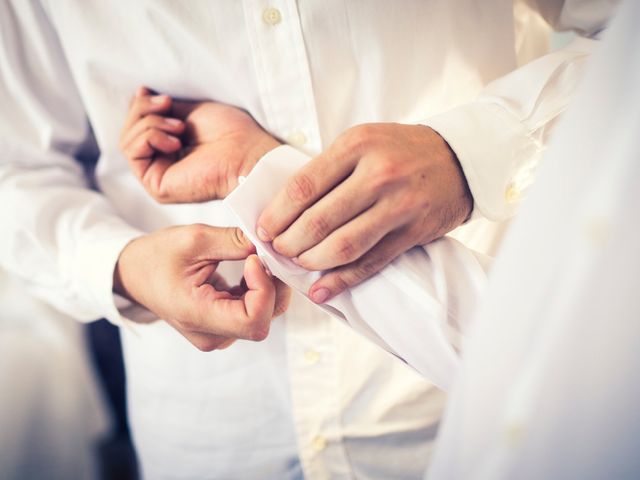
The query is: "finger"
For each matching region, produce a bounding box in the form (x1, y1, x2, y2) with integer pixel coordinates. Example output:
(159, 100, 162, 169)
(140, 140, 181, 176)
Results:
(194, 255, 275, 341)
(124, 129, 181, 180)
(307, 228, 414, 304)
(121, 114, 185, 150)
(273, 279, 292, 317)
(241, 254, 277, 330)
(295, 200, 406, 271)
(271, 169, 377, 258)
(143, 149, 215, 203)
(121, 87, 172, 134)
(140, 154, 178, 201)
(125, 128, 181, 161)
(256, 142, 358, 242)
(194, 226, 256, 261)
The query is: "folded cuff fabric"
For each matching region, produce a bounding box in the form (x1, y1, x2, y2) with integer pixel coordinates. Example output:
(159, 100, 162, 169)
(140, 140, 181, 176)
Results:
(225, 145, 490, 390)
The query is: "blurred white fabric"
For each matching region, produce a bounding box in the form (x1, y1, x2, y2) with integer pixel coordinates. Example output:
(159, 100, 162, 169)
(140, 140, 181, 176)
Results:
(427, 0, 640, 477)
(0, 271, 109, 480)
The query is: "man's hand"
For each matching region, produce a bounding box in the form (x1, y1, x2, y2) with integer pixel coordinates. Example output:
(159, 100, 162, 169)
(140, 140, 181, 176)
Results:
(114, 224, 291, 351)
(256, 123, 473, 304)
(119, 87, 280, 203)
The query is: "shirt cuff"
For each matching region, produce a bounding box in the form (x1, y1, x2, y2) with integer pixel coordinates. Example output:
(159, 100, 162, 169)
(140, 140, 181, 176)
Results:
(73, 218, 149, 326)
(423, 102, 542, 221)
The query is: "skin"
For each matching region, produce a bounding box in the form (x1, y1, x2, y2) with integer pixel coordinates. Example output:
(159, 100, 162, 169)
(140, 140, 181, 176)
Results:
(119, 87, 280, 203)
(119, 88, 472, 327)
(113, 224, 291, 352)
(257, 123, 473, 304)
(117, 89, 290, 351)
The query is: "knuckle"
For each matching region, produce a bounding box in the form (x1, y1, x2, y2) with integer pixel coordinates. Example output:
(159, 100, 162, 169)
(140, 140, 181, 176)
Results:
(153, 185, 173, 204)
(229, 227, 251, 252)
(149, 128, 167, 143)
(180, 224, 208, 250)
(272, 236, 294, 257)
(193, 339, 219, 352)
(344, 123, 377, 152)
(330, 273, 351, 293)
(244, 320, 270, 342)
(143, 114, 163, 129)
(332, 258, 380, 293)
(286, 173, 315, 204)
(249, 328, 269, 342)
(141, 128, 156, 144)
(305, 213, 331, 241)
(357, 256, 383, 279)
(154, 192, 172, 204)
(368, 158, 400, 191)
(333, 237, 358, 264)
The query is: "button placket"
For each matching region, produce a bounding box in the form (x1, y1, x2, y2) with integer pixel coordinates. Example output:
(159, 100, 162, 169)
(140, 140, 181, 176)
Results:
(242, 0, 322, 155)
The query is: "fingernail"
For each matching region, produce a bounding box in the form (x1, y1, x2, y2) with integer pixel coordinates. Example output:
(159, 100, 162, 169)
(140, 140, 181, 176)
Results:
(310, 287, 330, 304)
(257, 227, 271, 242)
(167, 135, 180, 144)
(151, 95, 167, 104)
(165, 118, 182, 126)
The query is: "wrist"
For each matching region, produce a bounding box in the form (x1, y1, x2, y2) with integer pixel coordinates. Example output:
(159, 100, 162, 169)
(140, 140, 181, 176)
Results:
(249, 133, 281, 167)
(112, 260, 129, 299)
(112, 237, 141, 303)
(428, 126, 474, 225)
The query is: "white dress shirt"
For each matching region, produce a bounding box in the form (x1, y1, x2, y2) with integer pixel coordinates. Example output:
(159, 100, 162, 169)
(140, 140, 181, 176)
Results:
(425, 0, 637, 476)
(0, 1, 613, 478)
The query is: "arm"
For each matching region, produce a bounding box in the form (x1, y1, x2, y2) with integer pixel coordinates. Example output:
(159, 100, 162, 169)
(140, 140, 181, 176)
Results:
(226, 146, 490, 390)
(426, 0, 616, 220)
(0, 1, 289, 350)
(119, 87, 280, 204)
(257, 0, 616, 301)
(0, 0, 142, 323)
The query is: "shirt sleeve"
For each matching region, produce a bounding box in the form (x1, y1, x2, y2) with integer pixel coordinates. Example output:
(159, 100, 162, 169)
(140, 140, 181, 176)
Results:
(0, 1, 144, 324)
(423, 0, 616, 221)
(226, 145, 492, 390)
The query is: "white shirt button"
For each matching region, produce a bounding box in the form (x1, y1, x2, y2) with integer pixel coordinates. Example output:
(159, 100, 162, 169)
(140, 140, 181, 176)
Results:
(584, 217, 610, 246)
(504, 422, 525, 445)
(287, 130, 307, 148)
(304, 349, 321, 365)
(311, 435, 327, 452)
(504, 184, 521, 203)
(262, 7, 282, 25)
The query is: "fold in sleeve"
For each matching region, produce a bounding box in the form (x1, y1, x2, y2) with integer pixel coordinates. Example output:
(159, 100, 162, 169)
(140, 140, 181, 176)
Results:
(424, 0, 615, 221)
(0, 1, 144, 324)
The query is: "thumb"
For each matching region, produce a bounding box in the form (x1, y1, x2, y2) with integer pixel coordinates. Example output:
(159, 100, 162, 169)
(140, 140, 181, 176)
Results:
(197, 226, 256, 261)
